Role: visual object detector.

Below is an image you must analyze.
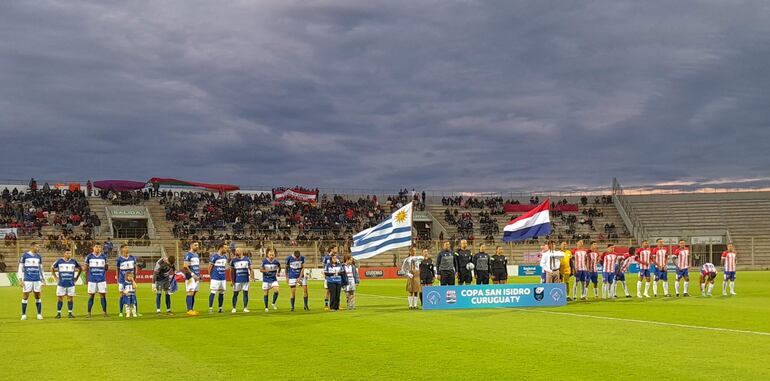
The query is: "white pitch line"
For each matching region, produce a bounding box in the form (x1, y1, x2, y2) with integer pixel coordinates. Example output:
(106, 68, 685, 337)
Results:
(359, 293, 770, 337)
(513, 309, 770, 337)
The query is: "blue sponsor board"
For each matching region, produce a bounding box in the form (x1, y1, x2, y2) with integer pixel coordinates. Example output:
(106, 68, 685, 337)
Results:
(422, 283, 567, 310)
(518, 265, 542, 276)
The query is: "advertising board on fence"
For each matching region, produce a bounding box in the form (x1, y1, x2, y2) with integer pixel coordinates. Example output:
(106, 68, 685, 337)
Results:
(358, 267, 400, 279)
(517, 265, 542, 276)
(422, 283, 567, 310)
(0, 227, 18, 239)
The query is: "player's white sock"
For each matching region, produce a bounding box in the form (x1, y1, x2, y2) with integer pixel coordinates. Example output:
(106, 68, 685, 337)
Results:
(722, 282, 727, 295)
(572, 282, 577, 299)
(601, 283, 607, 298)
(652, 282, 658, 296)
(683, 281, 689, 294)
(663, 282, 669, 295)
(581, 283, 587, 298)
(636, 281, 642, 297)
(708, 284, 714, 295)
(700, 283, 705, 293)
(611, 282, 617, 297)
(408, 296, 414, 307)
(622, 281, 629, 296)
(593, 287, 598, 297)
(674, 282, 680, 295)
(729, 281, 735, 294)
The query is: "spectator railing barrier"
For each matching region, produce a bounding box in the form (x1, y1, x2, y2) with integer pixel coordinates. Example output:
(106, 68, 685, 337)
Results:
(2, 237, 768, 274)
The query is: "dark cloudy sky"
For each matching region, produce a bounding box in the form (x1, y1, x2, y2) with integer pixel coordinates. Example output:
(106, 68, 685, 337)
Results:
(2, 1, 769, 192)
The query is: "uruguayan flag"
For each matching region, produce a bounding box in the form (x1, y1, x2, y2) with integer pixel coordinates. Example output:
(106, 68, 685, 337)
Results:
(351, 202, 413, 260)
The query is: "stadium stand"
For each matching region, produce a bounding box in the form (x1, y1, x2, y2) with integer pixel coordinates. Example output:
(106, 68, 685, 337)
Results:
(623, 192, 770, 268)
(0, 186, 105, 271)
(426, 196, 630, 246)
(3, 178, 769, 271)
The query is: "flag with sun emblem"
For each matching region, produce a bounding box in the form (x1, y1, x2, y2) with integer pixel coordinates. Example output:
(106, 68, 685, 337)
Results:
(351, 202, 413, 260)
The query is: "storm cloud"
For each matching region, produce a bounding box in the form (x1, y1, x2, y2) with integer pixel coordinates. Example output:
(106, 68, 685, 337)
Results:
(1, 0, 769, 192)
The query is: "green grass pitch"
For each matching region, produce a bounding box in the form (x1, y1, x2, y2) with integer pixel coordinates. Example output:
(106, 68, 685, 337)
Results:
(2, 273, 770, 380)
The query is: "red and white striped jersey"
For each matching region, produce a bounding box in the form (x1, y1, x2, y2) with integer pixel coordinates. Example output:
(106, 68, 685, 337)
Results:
(652, 247, 668, 268)
(701, 262, 717, 274)
(673, 247, 690, 269)
(587, 251, 600, 272)
(618, 253, 633, 272)
(722, 251, 737, 272)
(635, 248, 652, 270)
(573, 249, 588, 271)
(601, 253, 617, 272)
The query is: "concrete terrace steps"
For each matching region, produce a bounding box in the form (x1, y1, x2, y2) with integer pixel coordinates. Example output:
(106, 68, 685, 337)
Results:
(86, 197, 112, 239)
(144, 199, 180, 258)
(627, 194, 770, 266)
(0, 244, 19, 272)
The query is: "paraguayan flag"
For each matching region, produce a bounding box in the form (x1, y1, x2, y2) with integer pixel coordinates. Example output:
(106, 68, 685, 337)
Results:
(351, 202, 413, 260)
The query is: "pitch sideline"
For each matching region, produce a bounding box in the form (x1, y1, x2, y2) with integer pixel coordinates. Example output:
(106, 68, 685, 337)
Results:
(358, 292, 770, 337)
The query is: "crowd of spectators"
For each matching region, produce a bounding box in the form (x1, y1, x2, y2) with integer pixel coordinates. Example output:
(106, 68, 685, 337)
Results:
(440, 196, 504, 213)
(0, 187, 100, 238)
(0, 180, 633, 260)
(100, 188, 150, 205)
(394, 188, 425, 211)
(580, 195, 613, 205)
(583, 207, 604, 218)
(163, 191, 398, 249)
(478, 211, 499, 239)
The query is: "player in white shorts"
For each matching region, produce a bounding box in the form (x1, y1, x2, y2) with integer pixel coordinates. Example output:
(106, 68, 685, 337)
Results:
(286, 250, 309, 311)
(208, 243, 229, 313)
(183, 242, 202, 316)
(116, 246, 138, 317)
(51, 249, 82, 319)
(84, 244, 109, 317)
(230, 247, 253, 313)
(260, 248, 281, 312)
(18, 242, 45, 320)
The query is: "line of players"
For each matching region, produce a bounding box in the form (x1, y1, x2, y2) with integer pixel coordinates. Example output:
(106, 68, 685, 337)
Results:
(16, 238, 741, 319)
(16, 241, 314, 320)
(180, 242, 311, 316)
(398, 238, 738, 308)
(555, 239, 738, 300)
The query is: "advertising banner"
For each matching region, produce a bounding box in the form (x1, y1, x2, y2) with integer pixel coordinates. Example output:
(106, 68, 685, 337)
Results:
(518, 265, 542, 276)
(422, 283, 567, 310)
(0, 227, 18, 239)
(358, 267, 400, 279)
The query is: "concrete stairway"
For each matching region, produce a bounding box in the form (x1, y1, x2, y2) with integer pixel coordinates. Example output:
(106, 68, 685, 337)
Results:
(627, 192, 770, 268)
(86, 197, 112, 240)
(144, 199, 180, 259)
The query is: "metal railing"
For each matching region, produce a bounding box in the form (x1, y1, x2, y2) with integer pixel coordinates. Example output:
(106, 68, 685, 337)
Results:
(2, 236, 768, 273)
(612, 178, 648, 242)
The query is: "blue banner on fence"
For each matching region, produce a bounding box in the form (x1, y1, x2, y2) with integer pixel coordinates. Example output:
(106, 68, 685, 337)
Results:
(422, 283, 567, 310)
(518, 265, 542, 276)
